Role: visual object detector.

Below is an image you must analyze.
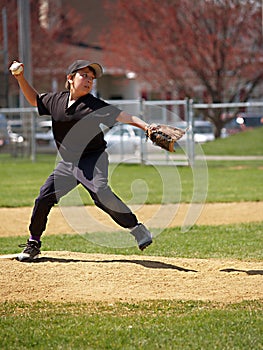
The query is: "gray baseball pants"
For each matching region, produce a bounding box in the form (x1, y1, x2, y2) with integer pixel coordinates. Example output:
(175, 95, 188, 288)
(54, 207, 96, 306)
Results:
(29, 151, 138, 238)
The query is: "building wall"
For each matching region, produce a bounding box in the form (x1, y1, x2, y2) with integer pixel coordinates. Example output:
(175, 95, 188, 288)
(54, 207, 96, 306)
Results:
(61, 0, 139, 100)
(98, 74, 140, 100)
(62, 0, 110, 47)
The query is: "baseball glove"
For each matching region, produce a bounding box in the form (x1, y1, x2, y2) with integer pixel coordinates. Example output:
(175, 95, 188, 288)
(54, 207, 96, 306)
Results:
(145, 123, 187, 152)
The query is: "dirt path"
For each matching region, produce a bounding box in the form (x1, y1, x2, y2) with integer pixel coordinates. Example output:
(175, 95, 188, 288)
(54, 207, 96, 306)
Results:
(1, 202, 263, 237)
(0, 203, 262, 304)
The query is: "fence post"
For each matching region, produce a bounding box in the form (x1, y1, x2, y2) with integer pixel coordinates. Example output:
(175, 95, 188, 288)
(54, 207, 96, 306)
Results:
(2, 7, 9, 107)
(186, 98, 195, 166)
(139, 98, 146, 165)
(30, 112, 36, 162)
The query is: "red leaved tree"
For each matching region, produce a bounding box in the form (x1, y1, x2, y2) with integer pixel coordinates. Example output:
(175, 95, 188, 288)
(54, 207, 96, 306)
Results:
(101, 0, 263, 137)
(0, 0, 91, 100)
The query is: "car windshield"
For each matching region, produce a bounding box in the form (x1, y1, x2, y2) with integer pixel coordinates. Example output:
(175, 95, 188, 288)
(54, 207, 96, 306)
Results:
(36, 126, 51, 133)
(111, 128, 129, 136)
(194, 126, 213, 133)
(133, 128, 144, 137)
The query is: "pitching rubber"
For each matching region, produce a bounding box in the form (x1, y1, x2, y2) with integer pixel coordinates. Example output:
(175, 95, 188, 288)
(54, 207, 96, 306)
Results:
(0, 254, 19, 260)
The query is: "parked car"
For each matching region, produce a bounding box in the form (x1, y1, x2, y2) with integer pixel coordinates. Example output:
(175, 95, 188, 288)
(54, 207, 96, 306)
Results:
(172, 120, 215, 144)
(104, 124, 143, 154)
(235, 113, 263, 128)
(193, 120, 215, 143)
(8, 119, 55, 148)
(35, 120, 56, 148)
(7, 119, 24, 145)
(0, 114, 9, 147)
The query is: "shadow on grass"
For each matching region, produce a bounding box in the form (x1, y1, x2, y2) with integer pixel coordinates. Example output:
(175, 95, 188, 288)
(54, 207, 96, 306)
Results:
(28, 256, 198, 272)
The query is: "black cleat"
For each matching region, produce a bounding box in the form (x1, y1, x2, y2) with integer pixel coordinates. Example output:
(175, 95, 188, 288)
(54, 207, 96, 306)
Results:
(17, 239, 41, 262)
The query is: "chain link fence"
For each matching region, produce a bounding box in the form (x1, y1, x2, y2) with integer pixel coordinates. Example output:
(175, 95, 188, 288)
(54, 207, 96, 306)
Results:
(0, 100, 262, 165)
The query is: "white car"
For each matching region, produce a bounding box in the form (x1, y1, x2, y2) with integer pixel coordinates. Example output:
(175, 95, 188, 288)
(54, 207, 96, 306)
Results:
(193, 121, 215, 143)
(104, 124, 143, 154)
(0, 114, 9, 147)
(36, 121, 145, 153)
(35, 120, 56, 148)
(174, 120, 215, 144)
(7, 119, 24, 145)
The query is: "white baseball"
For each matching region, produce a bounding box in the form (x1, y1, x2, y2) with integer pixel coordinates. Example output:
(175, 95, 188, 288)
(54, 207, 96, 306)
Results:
(10, 62, 23, 75)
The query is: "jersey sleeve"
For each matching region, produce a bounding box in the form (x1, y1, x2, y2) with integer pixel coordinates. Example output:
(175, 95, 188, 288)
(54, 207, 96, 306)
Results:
(89, 95, 122, 128)
(97, 105, 122, 128)
(36, 93, 53, 116)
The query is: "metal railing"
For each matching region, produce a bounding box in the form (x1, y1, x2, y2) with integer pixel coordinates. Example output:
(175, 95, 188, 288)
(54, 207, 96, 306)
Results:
(0, 99, 262, 165)
(0, 107, 38, 161)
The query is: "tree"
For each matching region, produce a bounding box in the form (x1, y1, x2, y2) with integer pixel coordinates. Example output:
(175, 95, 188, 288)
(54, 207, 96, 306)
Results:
(0, 0, 91, 101)
(101, 0, 263, 137)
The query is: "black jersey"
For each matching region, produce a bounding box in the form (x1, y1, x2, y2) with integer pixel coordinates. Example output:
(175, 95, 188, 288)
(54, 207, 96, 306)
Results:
(37, 91, 121, 161)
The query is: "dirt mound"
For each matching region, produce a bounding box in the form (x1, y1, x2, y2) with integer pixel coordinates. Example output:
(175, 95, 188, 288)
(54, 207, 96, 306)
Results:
(0, 252, 262, 303)
(0, 203, 262, 304)
(0, 252, 263, 303)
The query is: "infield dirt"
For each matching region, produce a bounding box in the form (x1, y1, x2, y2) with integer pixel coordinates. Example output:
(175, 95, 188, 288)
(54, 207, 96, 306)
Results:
(0, 202, 262, 304)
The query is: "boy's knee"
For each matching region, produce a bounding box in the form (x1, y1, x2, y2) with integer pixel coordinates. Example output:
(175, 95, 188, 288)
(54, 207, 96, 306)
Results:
(35, 193, 58, 207)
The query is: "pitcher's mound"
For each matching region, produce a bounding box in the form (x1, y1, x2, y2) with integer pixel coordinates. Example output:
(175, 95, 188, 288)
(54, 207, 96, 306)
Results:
(0, 251, 262, 304)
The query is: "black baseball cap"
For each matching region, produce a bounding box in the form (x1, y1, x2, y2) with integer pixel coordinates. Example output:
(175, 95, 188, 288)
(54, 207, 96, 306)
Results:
(66, 60, 103, 78)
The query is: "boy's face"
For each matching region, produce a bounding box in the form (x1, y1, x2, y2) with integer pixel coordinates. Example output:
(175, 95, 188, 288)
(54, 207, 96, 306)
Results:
(68, 66, 95, 96)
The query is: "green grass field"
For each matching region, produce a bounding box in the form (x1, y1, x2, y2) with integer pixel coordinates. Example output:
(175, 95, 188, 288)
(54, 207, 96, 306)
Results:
(201, 126, 263, 155)
(0, 157, 262, 206)
(0, 128, 262, 350)
(0, 300, 262, 350)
